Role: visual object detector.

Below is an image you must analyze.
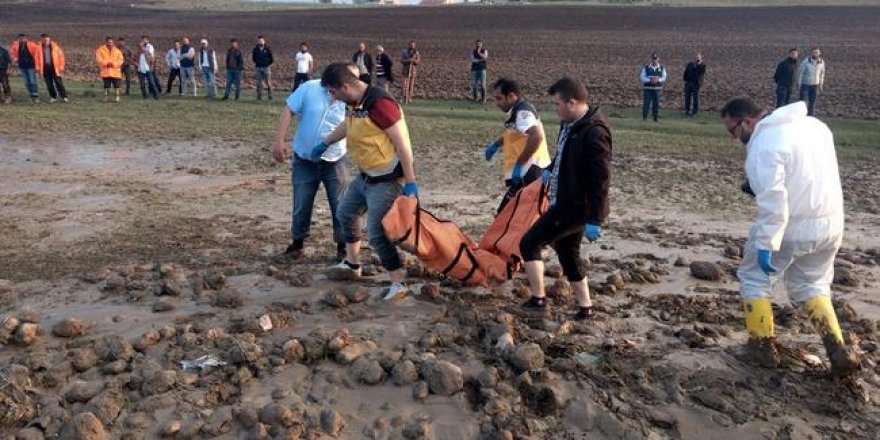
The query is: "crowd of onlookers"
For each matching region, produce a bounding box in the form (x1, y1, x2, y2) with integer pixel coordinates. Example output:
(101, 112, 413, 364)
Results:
(0, 33, 826, 116)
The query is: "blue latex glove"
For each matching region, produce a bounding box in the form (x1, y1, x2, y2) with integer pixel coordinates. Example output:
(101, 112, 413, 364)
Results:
(308, 141, 329, 161)
(402, 181, 419, 197)
(541, 169, 551, 184)
(510, 164, 524, 186)
(484, 141, 500, 162)
(584, 224, 602, 242)
(758, 249, 776, 276)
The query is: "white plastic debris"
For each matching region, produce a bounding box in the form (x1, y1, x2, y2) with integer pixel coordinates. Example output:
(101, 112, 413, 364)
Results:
(259, 314, 273, 331)
(180, 355, 226, 371)
(495, 333, 515, 352)
(802, 353, 823, 368)
(575, 352, 602, 367)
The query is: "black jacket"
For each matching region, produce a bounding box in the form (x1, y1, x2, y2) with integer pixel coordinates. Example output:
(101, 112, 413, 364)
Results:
(352, 50, 374, 75)
(773, 58, 797, 88)
(376, 53, 393, 82)
(683, 61, 706, 87)
(0, 46, 10, 73)
(252, 45, 273, 68)
(551, 106, 612, 226)
(226, 48, 243, 70)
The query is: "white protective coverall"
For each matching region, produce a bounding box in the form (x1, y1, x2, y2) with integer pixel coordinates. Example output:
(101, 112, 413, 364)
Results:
(737, 101, 844, 304)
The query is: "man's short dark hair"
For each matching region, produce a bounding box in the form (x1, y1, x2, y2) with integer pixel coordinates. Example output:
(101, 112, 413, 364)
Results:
(40, 33, 49, 38)
(257, 34, 264, 39)
(105, 36, 114, 42)
(789, 47, 798, 53)
(547, 77, 588, 103)
(493, 78, 520, 96)
(17, 33, 26, 38)
(811, 46, 820, 51)
(141, 35, 149, 39)
(118, 37, 126, 42)
(230, 38, 237, 43)
(720, 97, 764, 119)
(321, 62, 360, 89)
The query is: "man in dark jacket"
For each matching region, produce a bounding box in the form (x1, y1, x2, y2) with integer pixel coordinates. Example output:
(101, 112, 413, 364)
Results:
(252, 35, 273, 100)
(519, 77, 612, 320)
(117, 37, 135, 95)
(0, 44, 11, 104)
(682, 51, 706, 116)
(374, 45, 393, 92)
(773, 48, 798, 108)
(352, 42, 373, 84)
(223, 38, 243, 101)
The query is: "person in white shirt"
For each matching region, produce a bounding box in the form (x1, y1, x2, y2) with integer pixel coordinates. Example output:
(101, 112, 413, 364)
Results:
(137, 35, 158, 99)
(797, 46, 826, 116)
(164, 40, 182, 95)
(720, 96, 860, 377)
(198, 38, 218, 99)
(292, 42, 313, 92)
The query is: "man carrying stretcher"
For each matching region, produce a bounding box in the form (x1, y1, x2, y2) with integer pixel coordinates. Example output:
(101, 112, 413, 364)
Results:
(519, 77, 612, 320)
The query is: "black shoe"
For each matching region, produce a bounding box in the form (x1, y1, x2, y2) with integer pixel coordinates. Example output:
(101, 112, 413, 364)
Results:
(336, 242, 346, 262)
(221, 96, 229, 101)
(573, 306, 594, 321)
(283, 239, 305, 259)
(521, 296, 547, 311)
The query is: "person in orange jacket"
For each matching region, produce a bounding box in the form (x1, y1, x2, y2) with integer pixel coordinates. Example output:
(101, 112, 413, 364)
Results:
(95, 36, 124, 102)
(37, 34, 68, 103)
(10, 33, 40, 103)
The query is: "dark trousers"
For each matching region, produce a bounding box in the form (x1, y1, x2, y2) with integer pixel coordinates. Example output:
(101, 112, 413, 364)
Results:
(166, 68, 182, 95)
(520, 206, 586, 282)
(642, 89, 661, 121)
(224, 69, 242, 99)
(42, 66, 67, 100)
(138, 71, 159, 99)
(0, 71, 10, 100)
(358, 73, 372, 84)
(498, 165, 544, 214)
(800, 85, 819, 116)
(121, 65, 132, 95)
(684, 83, 700, 115)
(775, 84, 793, 108)
(292, 72, 310, 91)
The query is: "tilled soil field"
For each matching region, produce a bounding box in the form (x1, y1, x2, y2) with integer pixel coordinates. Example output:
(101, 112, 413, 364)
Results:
(2, 3, 880, 117)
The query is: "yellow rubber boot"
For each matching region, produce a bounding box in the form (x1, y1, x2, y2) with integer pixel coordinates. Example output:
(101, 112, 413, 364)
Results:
(803, 296, 861, 376)
(803, 296, 844, 344)
(743, 298, 775, 339)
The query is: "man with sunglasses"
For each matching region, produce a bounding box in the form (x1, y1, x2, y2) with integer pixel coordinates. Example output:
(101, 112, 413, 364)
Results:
(720, 97, 859, 377)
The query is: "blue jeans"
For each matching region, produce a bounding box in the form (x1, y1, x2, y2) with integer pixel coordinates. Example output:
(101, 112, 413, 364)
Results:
(19, 67, 38, 98)
(775, 84, 793, 108)
(800, 85, 819, 116)
(138, 71, 159, 98)
(471, 69, 487, 102)
(336, 173, 403, 271)
(202, 68, 217, 97)
(224, 70, 242, 99)
(292, 155, 348, 244)
(181, 67, 197, 95)
(642, 89, 661, 120)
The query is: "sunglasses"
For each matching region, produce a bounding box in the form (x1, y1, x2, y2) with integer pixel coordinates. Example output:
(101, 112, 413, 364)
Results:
(727, 119, 745, 136)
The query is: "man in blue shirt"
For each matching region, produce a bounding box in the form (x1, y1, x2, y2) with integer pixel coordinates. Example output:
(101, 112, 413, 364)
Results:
(272, 68, 350, 261)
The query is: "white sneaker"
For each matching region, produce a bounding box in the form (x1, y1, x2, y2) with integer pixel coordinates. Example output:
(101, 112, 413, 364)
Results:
(326, 260, 362, 281)
(49, 98, 57, 103)
(383, 282, 410, 302)
(62, 97, 69, 103)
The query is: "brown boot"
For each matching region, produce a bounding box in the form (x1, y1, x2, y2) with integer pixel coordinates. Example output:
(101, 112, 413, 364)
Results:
(745, 337, 781, 369)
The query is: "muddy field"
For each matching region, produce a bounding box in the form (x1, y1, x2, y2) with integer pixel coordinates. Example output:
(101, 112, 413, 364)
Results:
(2, 2, 880, 440)
(3, 3, 880, 117)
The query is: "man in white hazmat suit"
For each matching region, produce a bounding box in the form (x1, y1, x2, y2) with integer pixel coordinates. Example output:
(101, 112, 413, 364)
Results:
(720, 97, 860, 377)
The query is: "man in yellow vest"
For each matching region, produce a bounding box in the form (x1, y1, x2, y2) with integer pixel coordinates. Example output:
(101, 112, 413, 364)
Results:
(484, 78, 551, 212)
(318, 62, 418, 302)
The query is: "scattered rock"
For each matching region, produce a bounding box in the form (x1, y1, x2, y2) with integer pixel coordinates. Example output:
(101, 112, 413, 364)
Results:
(343, 286, 370, 303)
(546, 279, 571, 304)
(281, 339, 305, 363)
(124, 412, 153, 431)
(160, 280, 184, 297)
(14, 428, 45, 440)
(674, 256, 689, 267)
(320, 409, 345, 437)
(101, 360, 128, 375)
(15, 323, 40, 345)
(85, 390, 125, 425)
(336, 342, 376, 365)
(412, 381, 429, 401)
(723, 245, 742, 259)
(420, 360, 463, 396)
(142, 370, 176, 396)
(95, 335, 134, 363)
(59, 412, 107, 440)
(133, 330, 161, 352)
(351, 358, 385, 385)
(509, 343, 545, 372)
(392, 360, 419, 386)
(323, 290, 349, 308)
(203, 406, 234, 436)
(544, 264, 563, 278)
(327, 329, 350, 353)
(689, 261, 724, 281)
(71, 348, 98, 372)
(230, 339, 264, 365)
(606, 273, 626, 290)
(160, 420, 181, 438)
(152, 299, 176, 313)
(52, 318, 86, 338)
(214, 288, 245, 308)
(420, 283, 442, 300)
(402, 417, 432, 439)
(833, 267, 860, 287)
(65, 381, 105, 403)
(204, 271, 227, 290)
(259, 403, 295, 427)
(19, 307, 41, 323)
